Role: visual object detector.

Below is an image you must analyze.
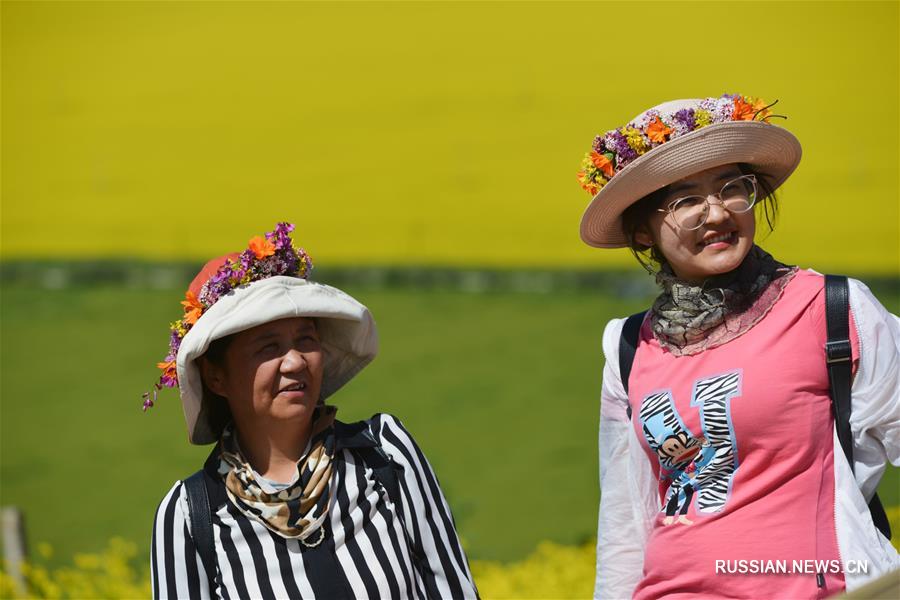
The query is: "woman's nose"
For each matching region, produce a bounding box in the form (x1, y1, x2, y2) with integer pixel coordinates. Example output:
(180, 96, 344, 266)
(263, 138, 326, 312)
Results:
(705, 195, 731, 224)
(281, 348, 308, 372)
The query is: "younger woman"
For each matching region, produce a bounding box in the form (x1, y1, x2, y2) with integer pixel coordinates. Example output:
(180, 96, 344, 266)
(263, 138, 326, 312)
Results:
(577, 96, 899, 599)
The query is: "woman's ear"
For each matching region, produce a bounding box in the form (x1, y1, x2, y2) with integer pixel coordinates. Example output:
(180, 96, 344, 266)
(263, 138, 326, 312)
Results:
(199, 357, 228, 398)
(634, 227, 655, 248)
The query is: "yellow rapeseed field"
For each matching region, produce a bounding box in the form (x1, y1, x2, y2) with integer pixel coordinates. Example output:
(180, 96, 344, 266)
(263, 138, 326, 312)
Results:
(2, 2, 898, 273)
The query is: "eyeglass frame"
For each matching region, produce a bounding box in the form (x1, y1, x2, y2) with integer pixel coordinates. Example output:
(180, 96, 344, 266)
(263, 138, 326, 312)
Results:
(655, 174, 759, 231)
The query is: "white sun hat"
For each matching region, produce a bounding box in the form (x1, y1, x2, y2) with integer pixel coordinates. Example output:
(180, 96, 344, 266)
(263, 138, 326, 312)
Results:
(146, 223, 378, 445)
(576, 95, 802, 248)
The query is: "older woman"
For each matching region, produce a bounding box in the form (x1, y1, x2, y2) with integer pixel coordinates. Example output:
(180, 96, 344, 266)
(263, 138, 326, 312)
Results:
(148, 223, 478, 599)
(576, 96, 899, 598)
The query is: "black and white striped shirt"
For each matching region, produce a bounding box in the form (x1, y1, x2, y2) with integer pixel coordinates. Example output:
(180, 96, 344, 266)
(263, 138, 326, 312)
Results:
(151, 414, 478, 599)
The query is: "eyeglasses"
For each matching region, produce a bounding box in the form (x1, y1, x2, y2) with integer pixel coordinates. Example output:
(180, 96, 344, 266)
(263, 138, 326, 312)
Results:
(657, 174, 758, 230)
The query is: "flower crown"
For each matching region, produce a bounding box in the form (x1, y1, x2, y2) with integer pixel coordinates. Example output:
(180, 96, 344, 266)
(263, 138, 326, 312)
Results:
(143, 222, 313, 411)
(576, 94, 781, 196)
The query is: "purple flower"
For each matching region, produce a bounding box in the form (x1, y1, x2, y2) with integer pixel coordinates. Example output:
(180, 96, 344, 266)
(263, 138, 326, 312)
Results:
(604, 130, 637, 169)
(169, 330, 182, 353)
(672, 108, 696, 137)
(267, 222, 296, 251)
(591, 135, 606, 154)
(239, 249, 255, 270)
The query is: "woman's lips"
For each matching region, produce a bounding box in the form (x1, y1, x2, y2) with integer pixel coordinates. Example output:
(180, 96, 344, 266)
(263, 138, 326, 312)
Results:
(278, 382, 308, 398)
(700, 231, 737, 250)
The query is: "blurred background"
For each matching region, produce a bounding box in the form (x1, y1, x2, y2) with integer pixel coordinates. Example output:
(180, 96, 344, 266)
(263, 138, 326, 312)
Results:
(2, 0, 898, 596)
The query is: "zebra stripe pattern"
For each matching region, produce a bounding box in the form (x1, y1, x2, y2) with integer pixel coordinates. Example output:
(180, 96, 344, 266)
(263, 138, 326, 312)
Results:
(692, 371, 742, 513)
(151, 414, 478, 599)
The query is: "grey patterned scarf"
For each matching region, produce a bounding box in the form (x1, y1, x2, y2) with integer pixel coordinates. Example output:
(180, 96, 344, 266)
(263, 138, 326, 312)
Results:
(650, 245, 798, 356)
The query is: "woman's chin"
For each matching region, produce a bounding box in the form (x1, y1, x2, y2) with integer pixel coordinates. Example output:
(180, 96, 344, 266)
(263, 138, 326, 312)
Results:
(676, 247, 750, 281)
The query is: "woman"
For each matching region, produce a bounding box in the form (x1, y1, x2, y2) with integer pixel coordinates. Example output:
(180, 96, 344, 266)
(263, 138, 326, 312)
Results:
(148, 222, 478, 599)
(577, 96, 899, 599)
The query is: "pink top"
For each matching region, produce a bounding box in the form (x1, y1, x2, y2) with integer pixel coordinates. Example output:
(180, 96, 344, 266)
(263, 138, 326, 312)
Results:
(628, 270, 859, 599)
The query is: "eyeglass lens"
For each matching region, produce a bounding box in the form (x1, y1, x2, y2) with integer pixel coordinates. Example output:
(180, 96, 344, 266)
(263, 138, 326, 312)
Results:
(670, 176, 757, 230)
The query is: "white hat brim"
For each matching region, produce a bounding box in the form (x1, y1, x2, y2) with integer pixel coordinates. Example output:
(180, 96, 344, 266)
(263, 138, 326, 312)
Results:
(175, 276, 378, 444)
(579, 120, 802, 248)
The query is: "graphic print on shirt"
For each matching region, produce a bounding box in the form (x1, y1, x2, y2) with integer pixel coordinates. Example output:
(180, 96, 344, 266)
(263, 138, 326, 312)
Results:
(638, 370, 742, 525)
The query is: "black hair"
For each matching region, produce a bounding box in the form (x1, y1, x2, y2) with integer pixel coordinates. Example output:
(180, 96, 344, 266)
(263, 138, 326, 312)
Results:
(199, 334, 235, 436)
(620, 163, 779, 272)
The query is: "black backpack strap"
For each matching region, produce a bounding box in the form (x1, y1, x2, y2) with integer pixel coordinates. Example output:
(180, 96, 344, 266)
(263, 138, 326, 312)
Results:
(619, 311, 647, 419)
(825, 275, 854, 464)
(184, 471, 215, 581)
(183, 448, 227, 594)
(824, 275, 891, 540)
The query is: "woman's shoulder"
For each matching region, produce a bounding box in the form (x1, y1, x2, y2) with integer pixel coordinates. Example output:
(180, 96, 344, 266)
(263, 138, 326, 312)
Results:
(152, 479, 190, 529)
(362, 413, 430, 463)
(365, 412, 415, 444)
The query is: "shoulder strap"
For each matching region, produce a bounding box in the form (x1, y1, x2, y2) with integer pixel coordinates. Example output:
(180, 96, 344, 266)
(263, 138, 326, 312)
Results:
(183, 448, 227, 592)
(619, 311, 647, 419)
(359, 446, 403, 507)
(184, 470, 216, 584)
(824, 275, 891, 540)
(825, 275, 854, 465)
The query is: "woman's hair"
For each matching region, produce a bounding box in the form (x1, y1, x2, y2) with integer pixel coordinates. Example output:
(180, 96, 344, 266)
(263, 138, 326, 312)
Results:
(200, 334, 235, 435)
(621, 163, 779, 272)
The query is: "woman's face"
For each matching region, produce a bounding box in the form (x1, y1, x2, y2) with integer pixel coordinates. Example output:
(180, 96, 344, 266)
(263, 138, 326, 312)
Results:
(202, 316, 324, 429)
(635, 164, 756, 282)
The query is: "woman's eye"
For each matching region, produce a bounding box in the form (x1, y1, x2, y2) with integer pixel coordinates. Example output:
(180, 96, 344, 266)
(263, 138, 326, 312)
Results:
(673, 196, 705, 210)
(259, 342, 279, 354)
(722, 183, 748, 199)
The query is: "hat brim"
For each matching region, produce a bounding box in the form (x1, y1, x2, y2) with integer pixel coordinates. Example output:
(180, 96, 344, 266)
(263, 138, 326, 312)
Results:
(176, 276, 378, 444)
(579, 121, 802, 248)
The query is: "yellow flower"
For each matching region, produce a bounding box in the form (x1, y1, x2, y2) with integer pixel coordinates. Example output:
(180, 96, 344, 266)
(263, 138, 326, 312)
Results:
(622, 127, 648, 154)
(694, 109, 712, 128)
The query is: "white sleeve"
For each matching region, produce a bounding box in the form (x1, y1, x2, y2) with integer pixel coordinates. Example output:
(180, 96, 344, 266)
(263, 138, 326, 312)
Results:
(594, 318, 655, 600)
(151, 481, 212, 600)
(847, 278, 900, 500)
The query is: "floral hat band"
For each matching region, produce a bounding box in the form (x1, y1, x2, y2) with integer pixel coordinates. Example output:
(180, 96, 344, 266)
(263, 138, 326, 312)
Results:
(143, 222, 313, 411)
(577, 94, 782, 196)
(576, 94, 801, 248)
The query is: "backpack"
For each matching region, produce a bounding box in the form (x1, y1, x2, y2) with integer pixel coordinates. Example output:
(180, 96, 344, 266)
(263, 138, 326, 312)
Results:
(182, 418, 429, 598)
(617, 275, 891, 540)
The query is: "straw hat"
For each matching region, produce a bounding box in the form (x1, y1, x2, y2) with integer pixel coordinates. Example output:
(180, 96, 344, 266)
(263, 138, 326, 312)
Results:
(146, 223, 378, 444)
(577, 95, 802, 248)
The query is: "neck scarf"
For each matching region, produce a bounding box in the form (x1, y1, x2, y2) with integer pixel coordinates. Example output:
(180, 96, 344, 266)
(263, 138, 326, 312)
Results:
(650, 245, 798, 356)
(217, 405, 337, 545)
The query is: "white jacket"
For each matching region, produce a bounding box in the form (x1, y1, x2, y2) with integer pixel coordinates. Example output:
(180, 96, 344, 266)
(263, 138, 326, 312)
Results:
(594, 277, 900, 599)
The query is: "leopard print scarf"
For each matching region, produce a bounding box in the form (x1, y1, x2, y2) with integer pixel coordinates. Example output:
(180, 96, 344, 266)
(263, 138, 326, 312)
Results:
(217, 405, 337, 545)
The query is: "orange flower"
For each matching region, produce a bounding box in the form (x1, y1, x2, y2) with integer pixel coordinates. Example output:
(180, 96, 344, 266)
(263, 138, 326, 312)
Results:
(157, 360, 176, 376)
(750, 97, 770, 120)
(732, 96, 755, 121)
(180, 290, 204, 325)
(646, 117, 674, 143)
(249, 235, 276, 259)
(590, 151, 615, 178)
(577, 171, 604, 195)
